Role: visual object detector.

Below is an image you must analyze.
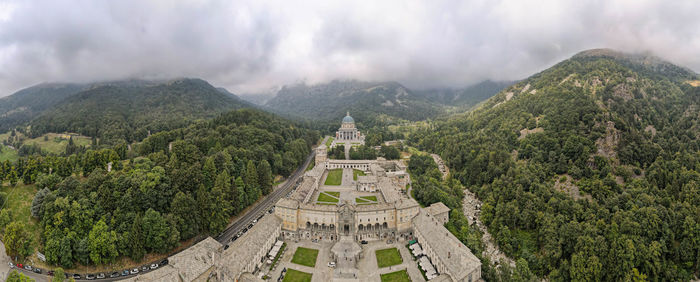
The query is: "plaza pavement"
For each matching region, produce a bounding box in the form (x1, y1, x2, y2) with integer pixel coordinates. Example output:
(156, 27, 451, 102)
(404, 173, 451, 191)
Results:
(266, 239, 425, 282)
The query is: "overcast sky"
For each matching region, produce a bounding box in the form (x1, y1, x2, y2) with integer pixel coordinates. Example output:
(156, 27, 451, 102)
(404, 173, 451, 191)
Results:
(1, 0, 699, 97)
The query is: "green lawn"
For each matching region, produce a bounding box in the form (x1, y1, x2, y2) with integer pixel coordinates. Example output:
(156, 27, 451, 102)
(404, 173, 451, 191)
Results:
(0, 145, 18, 162)
(0, 183, 40, 250)
(356, 198, 369, 203)
(283, 269, 313, 282)
(325, 137, 334, 147)
(317, 192, 339, 203)
(324, 169, 343, 185)
(359, 195, 377, 201)
(380, 269, 412, 282)
(353, 169, 365, 180)
(375, 248, 403, 268)
(291, 247, 319, 267)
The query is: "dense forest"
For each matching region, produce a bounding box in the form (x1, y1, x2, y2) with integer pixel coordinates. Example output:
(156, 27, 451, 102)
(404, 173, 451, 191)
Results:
(0, 108, 318, 268)
(410, 49, 700, 280)
(27, 78, 249, 144)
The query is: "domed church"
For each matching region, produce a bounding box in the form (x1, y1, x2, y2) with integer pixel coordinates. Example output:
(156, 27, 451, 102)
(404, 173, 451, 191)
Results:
(335, 111, 364, 143)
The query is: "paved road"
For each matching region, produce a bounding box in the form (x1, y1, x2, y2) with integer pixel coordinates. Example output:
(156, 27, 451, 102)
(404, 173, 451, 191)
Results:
(215, 143, 318, 244)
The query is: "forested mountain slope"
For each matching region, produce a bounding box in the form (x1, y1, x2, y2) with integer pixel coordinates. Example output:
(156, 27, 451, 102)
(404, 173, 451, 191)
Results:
(0, 83, 87, 131)
(1, 108, 318, 267)
(27, 78, 248, 144)
(410, 49, 700, 280)
(264, 80, 443, 122)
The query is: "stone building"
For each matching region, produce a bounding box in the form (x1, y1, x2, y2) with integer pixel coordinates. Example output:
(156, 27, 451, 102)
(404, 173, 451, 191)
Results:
(124, 237, 223, 282)
(218, 215, 282, 281)
(413, 210, 482, 281)
(426, 202, 451, 225)
(335, 112, 364, 142)
(356, 175, 378, 192)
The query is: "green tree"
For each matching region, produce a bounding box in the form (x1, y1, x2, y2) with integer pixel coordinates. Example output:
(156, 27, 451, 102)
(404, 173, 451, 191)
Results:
(202, 157, 216, 189)
(257, 160, 272, 195)
(234, 177, 247, 214)
(128, 214, 145, 261)
(244, 160, 260, 204)
(5, 270, 35, 282)
(3, 221, 32, 259)
(170, 191, 200, 240)
(142, 209, 178, 253)
(52, 268, 65, 282)
(88, 219, 118, 264)
(30, 187, 50, 219)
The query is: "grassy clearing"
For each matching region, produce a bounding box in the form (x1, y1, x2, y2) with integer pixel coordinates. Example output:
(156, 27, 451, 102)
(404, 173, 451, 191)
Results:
(375, 248, 403, 268)
(0, 145, 18, 162)
(23, 133, 92, 154)
(380, 269, 412, 282)
(0, 182, 40, 251)
(324, 169, 343, 185)
(356, 198, 369, 203)
(317, 192, 339, 203)
(353, 169, 365, 180)
(291, 247, 319, 267)
(283, 269, 313, 282)
(326, 191, 340, 197)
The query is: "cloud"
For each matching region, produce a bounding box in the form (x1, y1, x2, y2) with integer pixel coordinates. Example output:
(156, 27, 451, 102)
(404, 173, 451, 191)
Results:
(0, 0, 699, 96)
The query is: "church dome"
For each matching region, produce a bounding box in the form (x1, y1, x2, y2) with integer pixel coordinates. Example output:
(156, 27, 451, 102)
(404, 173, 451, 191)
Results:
(342, 112, 354, 123)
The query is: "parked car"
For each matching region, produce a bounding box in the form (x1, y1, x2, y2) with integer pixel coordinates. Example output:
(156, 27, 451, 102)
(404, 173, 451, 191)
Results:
(242, 227, 248, 232)
(72, 273, 82, 280)
(122, 270, 130, 276)
(110, 272, 120, 278)
(23, 265, 32, 271)
(224, 244, 230, 250)
(360, 240, 368, 244)
(327, 262, 336, 268)
(86, 273, 96, 280)
(16, 263, 22, 269)
(96, 273, 106, 279)
(253, 219, 258, 223)
(33, 268, 42, 274)
(248, 224, 253, 229)
(160, 259, 168, 266)
(47, 270, 54, 276)
(141, 265, 149, 272)
(7, 262, 13, 268)
(150, 263, 158, 270)
(130, 268, 139, 275)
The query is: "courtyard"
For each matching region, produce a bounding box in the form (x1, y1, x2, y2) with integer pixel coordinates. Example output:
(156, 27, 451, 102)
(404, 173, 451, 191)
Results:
(267, 239, 425, 282)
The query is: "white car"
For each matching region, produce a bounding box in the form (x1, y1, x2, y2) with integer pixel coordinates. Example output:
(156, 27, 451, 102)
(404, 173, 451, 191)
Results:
(130, 268, 139, 274)
(327, 262, 336, 268)
(150, 263, 158, 270)
(8, 262, 14, 268)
